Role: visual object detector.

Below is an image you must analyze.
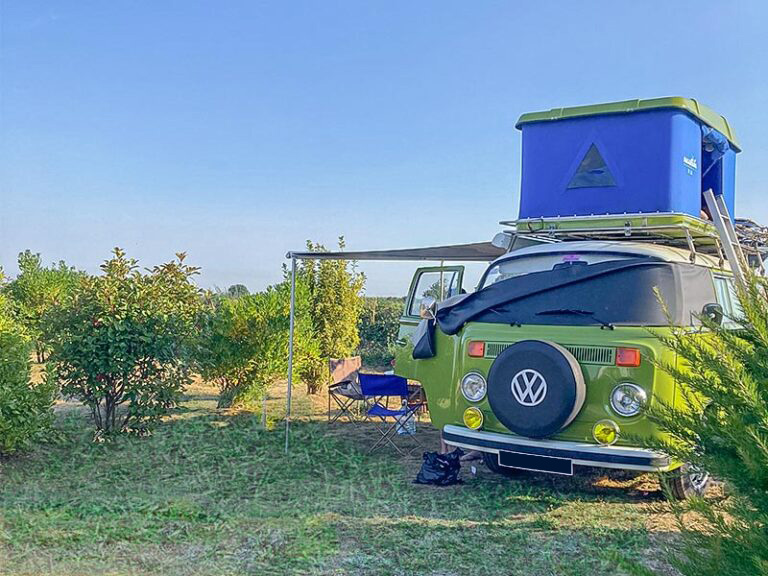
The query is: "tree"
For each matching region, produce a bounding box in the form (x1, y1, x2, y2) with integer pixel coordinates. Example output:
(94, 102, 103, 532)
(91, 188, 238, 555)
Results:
(44, 249, 203, 434)
(643, 276, 768, 576)
(295, 238, 365, 393)
(4, 250, 82, 362)
(226, 284, 249, 298)
(198, 286, 290, 408)
(357, 297, 405, 367)
(0, 270, 55, 454)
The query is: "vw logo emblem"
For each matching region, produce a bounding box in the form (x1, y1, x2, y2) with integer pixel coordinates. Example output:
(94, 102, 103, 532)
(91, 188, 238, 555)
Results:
(510, 369, 547, 406)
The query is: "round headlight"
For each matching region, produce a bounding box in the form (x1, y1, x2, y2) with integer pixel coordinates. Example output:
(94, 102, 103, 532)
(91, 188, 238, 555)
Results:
(460, 372, 487, 402)
(610, 383, 647, 417)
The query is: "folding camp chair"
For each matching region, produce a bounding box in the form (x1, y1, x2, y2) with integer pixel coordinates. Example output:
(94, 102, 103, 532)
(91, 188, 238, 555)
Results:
(327, 356, 364, 424)
(358, 373, 424, 455)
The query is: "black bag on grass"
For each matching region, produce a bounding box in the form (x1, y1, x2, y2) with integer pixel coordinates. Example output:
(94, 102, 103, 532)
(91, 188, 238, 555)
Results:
(414, 448, 464, 486)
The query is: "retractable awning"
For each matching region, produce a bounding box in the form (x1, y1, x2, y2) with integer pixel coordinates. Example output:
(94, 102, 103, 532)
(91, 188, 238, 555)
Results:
(282, 234, 549, 452)
(287, 236, 546, 263)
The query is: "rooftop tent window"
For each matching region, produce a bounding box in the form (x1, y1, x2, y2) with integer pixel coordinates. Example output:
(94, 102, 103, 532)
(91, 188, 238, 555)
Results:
(701, 125, 730, 199)
(566, 144, 617, 189)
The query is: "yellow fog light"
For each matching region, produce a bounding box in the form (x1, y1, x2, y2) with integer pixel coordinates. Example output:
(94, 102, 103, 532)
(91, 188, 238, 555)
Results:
(463, 407, 484, 430)
(592, 420, 620, 446)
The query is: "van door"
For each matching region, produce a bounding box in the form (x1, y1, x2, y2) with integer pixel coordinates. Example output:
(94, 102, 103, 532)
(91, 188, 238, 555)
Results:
(397, 266, 465, 341)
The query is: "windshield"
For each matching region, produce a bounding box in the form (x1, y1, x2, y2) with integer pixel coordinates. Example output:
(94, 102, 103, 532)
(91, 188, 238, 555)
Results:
(481, 251, 637, 288)
(436, 258, 717, 334)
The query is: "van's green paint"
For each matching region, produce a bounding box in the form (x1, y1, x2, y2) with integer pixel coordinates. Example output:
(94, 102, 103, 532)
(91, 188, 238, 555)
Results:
(395, 324, 675, 445)
(394, 243, 731, 472)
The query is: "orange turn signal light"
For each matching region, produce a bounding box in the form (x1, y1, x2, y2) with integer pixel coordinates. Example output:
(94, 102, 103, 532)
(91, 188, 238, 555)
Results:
(467, 341, 486, 358)
(616, 347, 641, 367)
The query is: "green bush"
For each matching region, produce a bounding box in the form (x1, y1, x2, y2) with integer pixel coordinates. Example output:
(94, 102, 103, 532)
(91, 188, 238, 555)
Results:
(289, 277, 325, 395)
(44, 249, 203, 434)
(357, 297, 405, 367)
(198, 286, 290, 408)
(645, 275, 768, 576)
(4, 250, 82, 363)
(226, 284, 249, 298)
(295, 238, 365, 393)
(0, 273, 55, 455)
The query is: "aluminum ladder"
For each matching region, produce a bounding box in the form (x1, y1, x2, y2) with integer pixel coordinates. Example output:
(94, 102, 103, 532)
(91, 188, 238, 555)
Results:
(703, 188, 749, 289)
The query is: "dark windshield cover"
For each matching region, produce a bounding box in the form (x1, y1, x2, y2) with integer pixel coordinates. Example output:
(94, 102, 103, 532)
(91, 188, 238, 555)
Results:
(435, 259, 715, 334)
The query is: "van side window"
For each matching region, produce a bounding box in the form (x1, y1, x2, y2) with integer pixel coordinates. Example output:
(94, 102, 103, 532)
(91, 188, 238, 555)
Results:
(408, 271, 459, 317)
(726, 278, 745, 322)
(713, 275, 743, 328)
(713, 276, 732, 314)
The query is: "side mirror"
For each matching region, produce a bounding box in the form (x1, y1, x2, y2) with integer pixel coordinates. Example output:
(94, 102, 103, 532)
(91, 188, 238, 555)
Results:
(702, 303, 724, 326)
(419, 296, 438, 320)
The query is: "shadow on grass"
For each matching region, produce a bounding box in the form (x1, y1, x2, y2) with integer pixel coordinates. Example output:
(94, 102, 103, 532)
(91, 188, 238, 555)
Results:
(0, 387, 676, 576)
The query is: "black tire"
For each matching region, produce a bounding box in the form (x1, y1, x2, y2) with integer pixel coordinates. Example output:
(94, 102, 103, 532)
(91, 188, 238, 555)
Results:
(487, 340, 586, 438)
(661, 464, 711, 500)
(482, 452, 519, 476)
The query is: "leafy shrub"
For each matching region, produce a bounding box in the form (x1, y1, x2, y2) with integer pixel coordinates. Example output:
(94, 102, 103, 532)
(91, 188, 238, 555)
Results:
(295, 238, 365, 393)
(357, 297, 405, 367)
(44, 249, 203, 434)
(226, 284, 249, 298)
(646, 275, 768, 575)
(4, 250, 82, 362)
(289, 277, 325, 395)
(0, 273, 55, 455)
(198, 286, 290, 408)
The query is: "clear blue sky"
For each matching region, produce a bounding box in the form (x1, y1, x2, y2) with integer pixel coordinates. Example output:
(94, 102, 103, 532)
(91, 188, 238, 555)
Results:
(1, 1, 766, 295)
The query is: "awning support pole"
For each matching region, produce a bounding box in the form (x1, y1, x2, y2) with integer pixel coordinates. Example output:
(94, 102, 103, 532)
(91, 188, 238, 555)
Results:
(285, 255, 297, 454)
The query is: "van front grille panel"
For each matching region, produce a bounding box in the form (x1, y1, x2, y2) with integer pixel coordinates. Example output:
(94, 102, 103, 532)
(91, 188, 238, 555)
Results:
(483, 342, 615, 365)
(565, 345, 616, 365)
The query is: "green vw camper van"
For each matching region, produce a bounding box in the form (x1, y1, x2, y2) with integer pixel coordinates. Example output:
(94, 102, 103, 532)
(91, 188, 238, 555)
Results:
(394, 236, 741, 499)
(393, 97, 750, 499)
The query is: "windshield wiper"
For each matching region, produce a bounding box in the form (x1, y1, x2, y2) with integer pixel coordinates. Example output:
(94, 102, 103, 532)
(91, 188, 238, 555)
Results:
(486, 306, 522, 327)
(536, 308, 614, 330)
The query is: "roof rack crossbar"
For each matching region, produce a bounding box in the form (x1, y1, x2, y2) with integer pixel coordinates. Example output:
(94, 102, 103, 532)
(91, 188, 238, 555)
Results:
(499, 214, 766, 270)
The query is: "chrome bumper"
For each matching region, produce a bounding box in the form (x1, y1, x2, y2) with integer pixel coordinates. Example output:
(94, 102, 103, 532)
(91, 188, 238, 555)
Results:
(442, 424, 672, 472)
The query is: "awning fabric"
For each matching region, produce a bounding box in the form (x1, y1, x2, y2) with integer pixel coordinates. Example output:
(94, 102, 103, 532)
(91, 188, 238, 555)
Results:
(287, 237, 545, 262)
(288, 241, 503, 262)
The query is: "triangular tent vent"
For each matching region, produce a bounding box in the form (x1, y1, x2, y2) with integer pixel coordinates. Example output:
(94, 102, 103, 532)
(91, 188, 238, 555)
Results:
(567, 144, 616, 189)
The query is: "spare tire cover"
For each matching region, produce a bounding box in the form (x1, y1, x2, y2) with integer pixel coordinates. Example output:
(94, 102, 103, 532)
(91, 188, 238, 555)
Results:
(487, 340, 585, 438)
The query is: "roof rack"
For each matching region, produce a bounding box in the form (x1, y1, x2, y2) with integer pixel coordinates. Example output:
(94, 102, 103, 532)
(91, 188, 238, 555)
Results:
(500, 211, 767, 272)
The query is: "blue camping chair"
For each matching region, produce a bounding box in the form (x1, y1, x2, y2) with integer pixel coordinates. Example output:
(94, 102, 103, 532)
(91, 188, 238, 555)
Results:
(358, 373, 423, 455)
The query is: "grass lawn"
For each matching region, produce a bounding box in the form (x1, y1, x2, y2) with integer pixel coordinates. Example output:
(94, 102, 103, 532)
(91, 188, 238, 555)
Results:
(0, 378, 683, 576)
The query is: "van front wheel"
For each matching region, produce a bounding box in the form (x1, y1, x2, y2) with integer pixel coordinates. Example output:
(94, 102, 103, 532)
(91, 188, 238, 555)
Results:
(482, 452, 519, 477)
(661, 464, 710, 500)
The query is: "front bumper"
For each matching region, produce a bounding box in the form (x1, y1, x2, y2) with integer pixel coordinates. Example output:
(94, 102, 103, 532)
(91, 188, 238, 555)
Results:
(442, 424, 672, 472)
